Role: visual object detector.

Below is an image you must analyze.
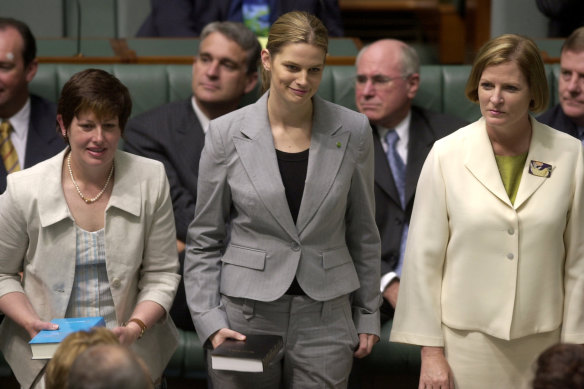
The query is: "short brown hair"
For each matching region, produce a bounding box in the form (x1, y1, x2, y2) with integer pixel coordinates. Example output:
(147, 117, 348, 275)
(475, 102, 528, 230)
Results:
(261, 11, 328, 93)
(465, 34, 549, 113)
(45, 327, 119, 389)
(57, 69, 132, 142)
(562, 26, 584, 54)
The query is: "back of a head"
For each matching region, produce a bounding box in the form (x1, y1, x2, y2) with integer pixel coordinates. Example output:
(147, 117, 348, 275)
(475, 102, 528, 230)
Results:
(533, 343, 584, 389)
(45, 327, 119, 389)
(66, 344, 153, 389)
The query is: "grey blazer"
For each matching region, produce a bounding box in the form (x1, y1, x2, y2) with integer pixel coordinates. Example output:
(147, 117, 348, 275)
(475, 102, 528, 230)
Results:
(184, 93, 381, 344)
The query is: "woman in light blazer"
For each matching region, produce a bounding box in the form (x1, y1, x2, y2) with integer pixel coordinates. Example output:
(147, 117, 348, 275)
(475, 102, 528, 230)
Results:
(0, 69, 180, 389)
(390, 34, 584, 388)
(184, 11, 381, 389)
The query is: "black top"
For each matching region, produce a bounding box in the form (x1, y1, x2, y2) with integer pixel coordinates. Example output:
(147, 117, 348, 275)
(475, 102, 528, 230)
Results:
(276, 148, 309, 295)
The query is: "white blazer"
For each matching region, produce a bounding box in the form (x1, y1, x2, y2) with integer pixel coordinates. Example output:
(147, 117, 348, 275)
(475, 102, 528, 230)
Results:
(0, 150, 180, 388)
(391, 117, 584, 346)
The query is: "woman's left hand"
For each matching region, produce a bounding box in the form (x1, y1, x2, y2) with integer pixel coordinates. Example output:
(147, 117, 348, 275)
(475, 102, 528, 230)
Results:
(354, 333, 379, 358)
(111, 324, 141, 346)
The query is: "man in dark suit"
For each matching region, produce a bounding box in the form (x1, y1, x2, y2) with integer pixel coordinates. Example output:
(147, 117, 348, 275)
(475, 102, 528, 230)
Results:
(123, 21, 261, 330)
(137, 0, 344, 37)
(0, 18, 65, 194)
(355, 39, 467, 320)
(538, 27, 584, 142)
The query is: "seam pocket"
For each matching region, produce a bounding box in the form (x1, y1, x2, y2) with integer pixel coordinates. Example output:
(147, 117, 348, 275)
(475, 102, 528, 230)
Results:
(222, 245, 266, 270)
(322, 246, 352, 270)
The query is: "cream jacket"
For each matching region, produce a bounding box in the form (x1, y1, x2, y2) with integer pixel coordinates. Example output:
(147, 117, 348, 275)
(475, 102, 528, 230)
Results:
(391, 117, 584, 346)
(0, 149, 180, 388)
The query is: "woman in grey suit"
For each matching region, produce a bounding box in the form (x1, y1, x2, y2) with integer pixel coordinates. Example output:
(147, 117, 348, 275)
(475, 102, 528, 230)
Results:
(0, 69, 180, 388)
(184, 11, 381, 389)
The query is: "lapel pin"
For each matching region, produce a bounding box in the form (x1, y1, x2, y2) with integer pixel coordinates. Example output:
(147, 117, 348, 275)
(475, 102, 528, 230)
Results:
(528, 160, 552, 178)
(336, 142, 341, 148)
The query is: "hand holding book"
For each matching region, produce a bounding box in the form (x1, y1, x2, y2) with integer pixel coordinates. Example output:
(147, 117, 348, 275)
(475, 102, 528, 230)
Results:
(211, 334, 283, 373)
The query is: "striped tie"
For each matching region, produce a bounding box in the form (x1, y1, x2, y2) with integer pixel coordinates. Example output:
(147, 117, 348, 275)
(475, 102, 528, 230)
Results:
(0, 120, 20, 173)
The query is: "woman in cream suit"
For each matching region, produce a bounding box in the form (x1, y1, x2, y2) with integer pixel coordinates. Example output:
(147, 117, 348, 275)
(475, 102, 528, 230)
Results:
(391, 34, 584, 388)
(0, 69, 180, 389)
(184, 11, 381, 389)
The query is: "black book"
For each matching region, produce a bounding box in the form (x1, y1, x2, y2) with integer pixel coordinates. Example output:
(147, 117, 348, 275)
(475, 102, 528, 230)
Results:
(211, 334, 283, 372)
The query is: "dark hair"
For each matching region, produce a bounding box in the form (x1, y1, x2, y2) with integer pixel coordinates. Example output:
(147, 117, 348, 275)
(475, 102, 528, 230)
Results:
(200, 21, 261, 75)
(0, 17, 37, 68)
(533, 343, 584, 389)
(57, 69, 132, 142)
(261, 11, 328, 93)
(465, 34, 549, 113)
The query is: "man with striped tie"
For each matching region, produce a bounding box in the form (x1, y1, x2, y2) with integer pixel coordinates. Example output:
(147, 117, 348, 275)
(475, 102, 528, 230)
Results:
(0, 18, 65, 193)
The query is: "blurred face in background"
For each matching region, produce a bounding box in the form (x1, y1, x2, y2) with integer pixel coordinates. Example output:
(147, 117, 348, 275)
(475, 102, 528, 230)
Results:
(192, 31, 257, 118)
(355, 40, 419, 129)
(0, 26, 36, 118)
(558, 49, 584, 126)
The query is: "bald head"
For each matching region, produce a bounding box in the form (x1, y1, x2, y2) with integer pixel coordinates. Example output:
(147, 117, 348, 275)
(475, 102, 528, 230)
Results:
(355, 39, 420, 128)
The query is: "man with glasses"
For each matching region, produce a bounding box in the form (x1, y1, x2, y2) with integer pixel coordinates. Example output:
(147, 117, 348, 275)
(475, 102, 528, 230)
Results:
(354, 39, 467, 323)
(538, 27, 584, 143)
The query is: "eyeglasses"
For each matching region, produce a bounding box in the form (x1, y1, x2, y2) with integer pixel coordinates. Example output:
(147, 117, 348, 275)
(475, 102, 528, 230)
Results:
(355, 74, 408, 87)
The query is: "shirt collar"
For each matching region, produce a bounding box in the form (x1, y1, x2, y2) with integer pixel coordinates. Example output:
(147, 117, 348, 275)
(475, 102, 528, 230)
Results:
(377, 111, 411, 144)
(4, 97, 31, 139)
(191, 97, 210, 134)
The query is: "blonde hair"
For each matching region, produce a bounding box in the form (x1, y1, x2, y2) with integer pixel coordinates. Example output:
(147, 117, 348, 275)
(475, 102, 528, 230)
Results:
(465, 34, 549, 113)
(261, 11, 328, 93)
(45, 327, 119, 389)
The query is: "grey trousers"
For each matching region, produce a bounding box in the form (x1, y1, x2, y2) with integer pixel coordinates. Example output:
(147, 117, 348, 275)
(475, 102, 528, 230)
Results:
(207, 294, 359, 389)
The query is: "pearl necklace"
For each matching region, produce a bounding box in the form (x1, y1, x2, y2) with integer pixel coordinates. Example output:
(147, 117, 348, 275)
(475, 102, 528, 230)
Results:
(67, 153, 114, 204)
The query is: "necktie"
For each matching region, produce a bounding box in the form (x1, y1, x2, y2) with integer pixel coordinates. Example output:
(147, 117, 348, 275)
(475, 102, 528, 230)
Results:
(384, 130, 408, 276)
(385, 130, 405, 207)
(0, 120, 20, 174)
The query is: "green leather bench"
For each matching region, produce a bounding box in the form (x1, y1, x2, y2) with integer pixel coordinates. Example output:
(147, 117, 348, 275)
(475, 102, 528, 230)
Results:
(29, 63, 560, 124)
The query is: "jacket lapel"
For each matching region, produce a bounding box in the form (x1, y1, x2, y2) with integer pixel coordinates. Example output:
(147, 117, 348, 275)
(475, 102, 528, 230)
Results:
(107, 150, 142, 217)
(233, 93, 298, 239)
(464, 118, 512, 206)
(405, 111, 435, 206)
(296, 97, 350, 234)
(514, 119, 554, 208)
(38, 150, 73, 227)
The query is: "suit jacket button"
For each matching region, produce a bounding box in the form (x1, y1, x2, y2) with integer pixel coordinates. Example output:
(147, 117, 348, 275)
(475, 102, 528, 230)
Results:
(291, 242, 300, 251)
(507, 253, 514, 260)
(111, 278, 122, 288)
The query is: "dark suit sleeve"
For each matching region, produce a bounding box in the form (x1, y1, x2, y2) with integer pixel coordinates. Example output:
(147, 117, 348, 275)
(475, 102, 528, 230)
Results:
(316, 0, 344, 37)
(124, 116, 196, 242)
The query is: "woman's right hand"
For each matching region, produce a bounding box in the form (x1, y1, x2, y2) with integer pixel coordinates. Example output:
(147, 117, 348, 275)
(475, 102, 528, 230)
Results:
(419, 346, 455, 389)
(25, 319, 59, 340)
(209, 328, 246, 349)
